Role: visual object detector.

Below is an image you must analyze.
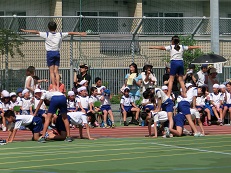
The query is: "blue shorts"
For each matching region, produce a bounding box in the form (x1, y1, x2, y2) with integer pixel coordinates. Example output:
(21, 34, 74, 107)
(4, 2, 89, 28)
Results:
(46, 51, 60, 67)
(37, 109, 46, 118)
(26, 116, 43, 133)
(68, 108, 76, 111)
(173, 113, 186, 128)
(124, 106, 132, 112)
(101, 105, 111, 111)
(170, 60, 184, 76)
(143, 105, 154, 111)
(196, 106, 204, 110)
(224, 104, 231, 108)
(178, 101, 191, 115)
(48, 95, 67, 114)
(161, 98, 174, 112)
(55, 115, 71, 133)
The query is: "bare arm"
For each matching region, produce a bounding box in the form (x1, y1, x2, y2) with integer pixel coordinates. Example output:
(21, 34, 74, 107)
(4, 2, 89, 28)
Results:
(68, 32, 87, 36)
(34, 99, 44, 116)
(188, 46, 201, 50)
(21, 29, 39, 34)
(85, 124, 94, 140)
(26, 77, 34, 93)
(149, 46, 166, 50)
(8, 129, 18, 143)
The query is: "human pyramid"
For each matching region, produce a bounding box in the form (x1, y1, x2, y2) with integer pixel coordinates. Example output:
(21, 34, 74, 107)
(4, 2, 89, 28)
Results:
(1, 22, 230, 145)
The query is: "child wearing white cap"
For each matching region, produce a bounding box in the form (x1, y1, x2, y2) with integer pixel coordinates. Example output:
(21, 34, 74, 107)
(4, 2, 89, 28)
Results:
(20, 89, 33, 115)
(67, 91, 78, 112)
(222, 82, 231, 125)
(0, 90, 11, 131)
(76, 86, 89, 113)
(161, 85, 175, 102)
(207, 84, 223, 125)
(33, 89, 47, 119)
(9, 92, 20, 114)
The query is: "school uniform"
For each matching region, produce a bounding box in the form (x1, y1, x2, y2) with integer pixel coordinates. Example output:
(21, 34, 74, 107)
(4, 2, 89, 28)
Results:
(41, 91, 67, 114)
(76, 96, 89, 112)
(100, 95, 112, 112)
(173, 113, 186, 128)
(224, 91, 231, 108)
(9, 115, 43, 133)
(120, 95, 134, 112)
(0, 101, 10, 113)
(67, 99, 77, 111)
(142, 98, 154, 111)
(55, 111, 87, 133)
(209, 92, 223, 110)
(34, 97, 46, 118)
(154, 88, 174, 112)
(20, 98, 32, 115)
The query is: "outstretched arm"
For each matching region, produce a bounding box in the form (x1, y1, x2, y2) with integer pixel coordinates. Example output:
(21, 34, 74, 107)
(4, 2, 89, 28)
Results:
(68, 32, 87, 36)
(188, 46, 201, 50)
(21, 29, 39, 34)
(149, 46, 166, 50)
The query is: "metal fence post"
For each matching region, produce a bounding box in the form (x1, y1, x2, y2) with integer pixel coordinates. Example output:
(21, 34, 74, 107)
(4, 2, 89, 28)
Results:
(70, 36, 74, 90)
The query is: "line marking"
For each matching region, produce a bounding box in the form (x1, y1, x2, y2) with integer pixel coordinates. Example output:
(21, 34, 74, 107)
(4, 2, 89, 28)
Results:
(152, 142, 231, 156)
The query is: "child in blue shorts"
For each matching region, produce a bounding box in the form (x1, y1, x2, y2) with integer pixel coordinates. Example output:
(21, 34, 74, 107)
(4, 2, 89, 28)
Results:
(170, 112, 186, 137)
(149, 35, 201, 98)
(34, 91, 72, 143)
(21, 22, 86, 91)
(4, 110, 43, 142)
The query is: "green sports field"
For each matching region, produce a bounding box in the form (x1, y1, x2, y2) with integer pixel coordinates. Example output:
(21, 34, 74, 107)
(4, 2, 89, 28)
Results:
(0, 135, 230, 173)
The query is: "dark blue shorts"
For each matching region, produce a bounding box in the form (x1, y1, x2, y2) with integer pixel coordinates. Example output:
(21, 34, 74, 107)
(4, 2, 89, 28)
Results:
(170, 60, 184, 76)
(26, 116, 43, 133)
(196, 106, 204, 110)
(101, 105, 111, 111)
(173, 113, 186, 128)
(48, 95, 67, 114)
(143, 105, 154, 111)
(224, 104, 231, 108)
(37, 109, 46, 118)
(55, 115, 71, 133)
(124, 106, 132, 112)
(178, 101, 191, 115)
(161, 98, 174, 112)
(67, 108, 76, 111)
(46, 51, 60, 67)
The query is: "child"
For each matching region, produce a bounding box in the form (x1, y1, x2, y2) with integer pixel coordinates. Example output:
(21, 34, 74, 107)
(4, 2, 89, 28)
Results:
(67, 91, 78, 112)
(222, 82, 231, 125)
(0, 90, 11, 131)
(208, 84, 223, 125)
(4, 110, 43, 142)
(149, 35, 201, 97)
(16, 88, 23, 103)
(162, 85, 175, 102)
(89, 87, 101, 127)
(20, 89, 33, 115)
(33, 76, 48, 89)
(76, 86, 89, 113)
(33, 89, 47, 119)
(151, 111, 169, 138)
(171, 112, 186, 137)
(34, 91, 72, 143)
(48, 111, 95, 140)
(99, 87, 115, 128)
(21, 22, 86, 91)
(120, 87, 140, 126)
(9, 92, 20, 114)
(24, 66, 35, 97)
(142, 89, 155, 113)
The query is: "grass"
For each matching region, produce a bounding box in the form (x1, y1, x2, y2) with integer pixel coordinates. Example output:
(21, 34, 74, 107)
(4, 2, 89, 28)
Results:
(0, 135, 230, 173)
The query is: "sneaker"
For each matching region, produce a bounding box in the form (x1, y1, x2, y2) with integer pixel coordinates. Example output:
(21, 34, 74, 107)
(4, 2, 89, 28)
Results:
(44, 132, 49, 139)
(38, 136, 46, 143)
(164, 127, 170, 138)
(162, 135, 166, 138)
(183, 128, 192, 136)
(103, 124, 109, 128)
(0, 139, 6, 145)
(220, 122, 223, 126)
(194, 132, 201, 137)
(208, 121, 212, 126)
(64, 136, 73, 142)
(200, 133, 205, 137)
(124, 121, 129, 126)
(111, 123, 116, 128)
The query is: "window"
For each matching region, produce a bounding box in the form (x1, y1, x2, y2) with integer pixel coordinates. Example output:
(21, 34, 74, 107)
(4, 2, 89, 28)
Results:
(76, 11, 118, 32)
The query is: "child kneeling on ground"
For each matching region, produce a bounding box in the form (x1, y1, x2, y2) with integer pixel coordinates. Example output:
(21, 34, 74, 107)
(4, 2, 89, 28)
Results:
(4, 110, 43, 143)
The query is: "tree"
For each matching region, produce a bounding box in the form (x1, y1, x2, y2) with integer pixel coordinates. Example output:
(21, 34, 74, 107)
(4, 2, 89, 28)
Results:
(0, 29, 25, 90)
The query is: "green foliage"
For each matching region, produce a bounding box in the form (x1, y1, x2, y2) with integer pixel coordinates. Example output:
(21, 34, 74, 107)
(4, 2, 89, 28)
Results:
(179, 35, 204, 70)
(111, 94, 122, 104)
(0, 29, 25, 58)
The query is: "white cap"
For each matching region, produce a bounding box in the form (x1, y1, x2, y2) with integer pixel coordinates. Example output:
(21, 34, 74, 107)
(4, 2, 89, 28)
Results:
(219, 84, 226, 89)
(10, 92, 17, 97)
(22, 89, 30, 96)
(99, 86, 106, 91)
(41, 89, 47, 93)
(2, 90, 10, 97)
(68, 91, 75, 96)
(161, 86, 168, 90)
(124, 86, 130, 91)
(79, 80, 87, 86)
(185, 83, 193, 88)
(186, 70, 193, 74)
(34, 89, 41, 93)
(213, 84, 220, 89)
(77, 86, 87, 93)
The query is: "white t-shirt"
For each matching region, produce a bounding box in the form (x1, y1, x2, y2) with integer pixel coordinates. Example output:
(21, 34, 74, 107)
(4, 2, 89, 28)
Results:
(120, 95, 134, 106)
(225, 91, 231, 104)
(39, 32, 69, 51)
(151, 111, 168, 123)
(41, 91, 63, 101)
(141, 98, 153, 106)
(67, 100, 77, 109)
(196, 96, 206, 106)
(67, 112, 87, 125)
(208, 92, 223, 105)
(141, 72, 157, 93)
(197, 70, 207, 87)
(76, 96, 89, 109)
(89, 95, 99, 104)
(0, 102, 10, 111)
(24, 76, 34, 97)
(190, 108, 200, 120)
(21, 98, 32, 111)
(9, 101, 20, 110)
(99, 95, 111, 106)
(34, 97, 46, 110)
(181, 87, 198, 104)
(154, 88, 169, 103)
(165, 45, 189, 61)
(13, 115, 34, 130)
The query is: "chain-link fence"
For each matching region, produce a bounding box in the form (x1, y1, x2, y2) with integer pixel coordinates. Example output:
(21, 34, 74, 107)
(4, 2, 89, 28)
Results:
(0, 16, 231, 91)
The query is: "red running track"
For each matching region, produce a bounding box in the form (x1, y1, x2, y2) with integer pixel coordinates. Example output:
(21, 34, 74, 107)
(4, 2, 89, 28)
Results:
(0, 125, 230, 141)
